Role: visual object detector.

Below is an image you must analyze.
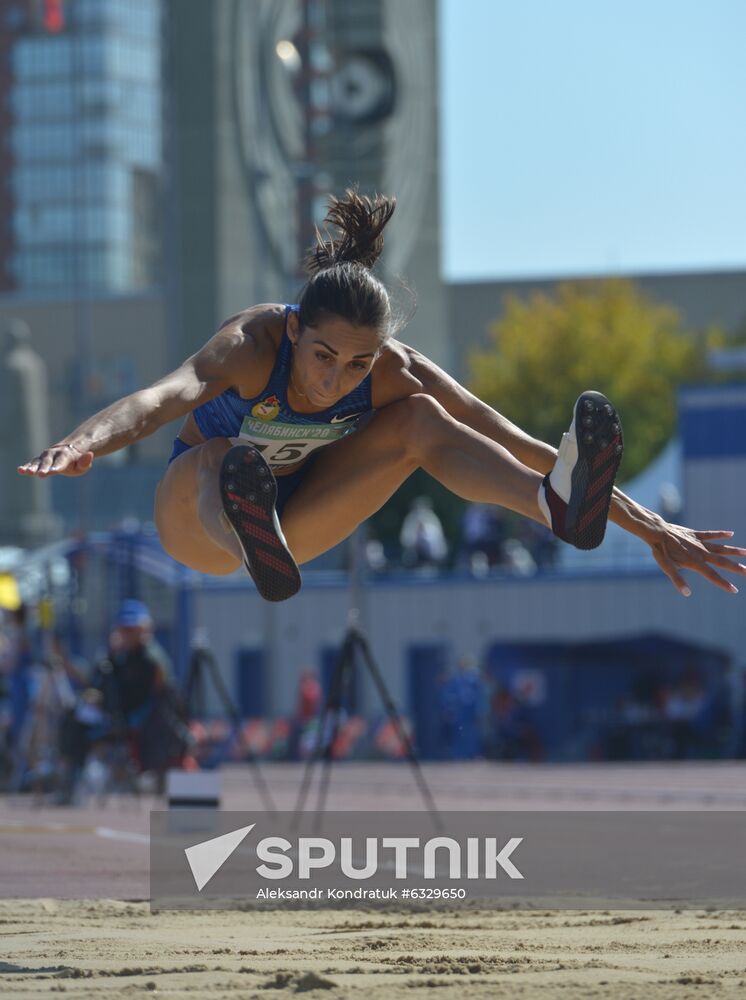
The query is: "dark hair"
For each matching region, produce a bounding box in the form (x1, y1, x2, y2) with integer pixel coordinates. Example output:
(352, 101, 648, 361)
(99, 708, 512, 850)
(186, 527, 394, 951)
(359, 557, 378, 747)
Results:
(298, 190, 396, 340)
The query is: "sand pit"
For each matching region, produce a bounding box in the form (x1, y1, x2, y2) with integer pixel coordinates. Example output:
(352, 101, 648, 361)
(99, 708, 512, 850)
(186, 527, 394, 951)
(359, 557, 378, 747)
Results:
(2, 899, 746, 998)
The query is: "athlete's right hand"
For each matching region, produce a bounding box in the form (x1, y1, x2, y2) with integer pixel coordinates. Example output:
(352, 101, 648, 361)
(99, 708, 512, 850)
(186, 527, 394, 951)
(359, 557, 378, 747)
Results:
(17, 443, 95, 477)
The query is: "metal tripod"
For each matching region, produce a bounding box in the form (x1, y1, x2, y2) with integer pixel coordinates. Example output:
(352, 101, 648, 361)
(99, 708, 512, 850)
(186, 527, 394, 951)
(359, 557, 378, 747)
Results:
(183, 638, 276, 813)
(293, 609, 442, 830)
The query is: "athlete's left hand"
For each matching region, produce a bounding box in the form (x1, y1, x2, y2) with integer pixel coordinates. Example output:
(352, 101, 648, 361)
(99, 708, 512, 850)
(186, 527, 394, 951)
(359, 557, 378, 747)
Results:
(644, 522, 746, 596)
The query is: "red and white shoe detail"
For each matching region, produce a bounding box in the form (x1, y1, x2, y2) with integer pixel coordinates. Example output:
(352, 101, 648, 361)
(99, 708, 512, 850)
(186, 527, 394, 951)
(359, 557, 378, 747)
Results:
(219, 445, 301, 602)
(538, 391, 624, 550)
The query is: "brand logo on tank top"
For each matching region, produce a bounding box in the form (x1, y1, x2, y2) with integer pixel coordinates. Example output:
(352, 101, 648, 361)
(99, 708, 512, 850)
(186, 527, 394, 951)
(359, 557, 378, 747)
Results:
(330, 412, 363, 424)
(251, 395, 281, 421)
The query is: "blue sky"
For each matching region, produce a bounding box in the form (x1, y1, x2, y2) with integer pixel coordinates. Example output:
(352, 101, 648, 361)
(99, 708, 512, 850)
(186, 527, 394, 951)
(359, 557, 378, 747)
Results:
(439, 0, 746, 281)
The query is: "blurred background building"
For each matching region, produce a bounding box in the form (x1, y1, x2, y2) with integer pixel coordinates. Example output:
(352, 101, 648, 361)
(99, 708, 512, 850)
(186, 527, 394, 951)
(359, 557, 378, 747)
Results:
(0, 0, 448, 535)
(3, 0, 162, 296)
(0, 0, 169, 537)
(167, 0, 447, 365)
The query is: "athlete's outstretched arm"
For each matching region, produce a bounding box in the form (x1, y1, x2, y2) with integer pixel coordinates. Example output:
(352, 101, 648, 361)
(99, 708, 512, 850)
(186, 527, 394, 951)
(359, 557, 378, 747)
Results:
(17, 320, 252, 478)
(402, 348, 746, 595)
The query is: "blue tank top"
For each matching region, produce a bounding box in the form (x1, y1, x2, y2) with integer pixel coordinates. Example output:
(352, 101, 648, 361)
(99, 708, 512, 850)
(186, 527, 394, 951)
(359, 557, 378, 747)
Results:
(192, 305, 374, 471)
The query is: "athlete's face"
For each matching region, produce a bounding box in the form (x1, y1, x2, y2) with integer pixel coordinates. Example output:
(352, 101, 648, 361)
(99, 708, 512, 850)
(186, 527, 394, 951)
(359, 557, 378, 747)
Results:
(287, 311, 381, 408)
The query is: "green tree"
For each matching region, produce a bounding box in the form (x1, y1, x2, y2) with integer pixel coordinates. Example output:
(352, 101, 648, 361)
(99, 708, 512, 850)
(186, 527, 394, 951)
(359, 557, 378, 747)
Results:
(469, 280, 707, 481)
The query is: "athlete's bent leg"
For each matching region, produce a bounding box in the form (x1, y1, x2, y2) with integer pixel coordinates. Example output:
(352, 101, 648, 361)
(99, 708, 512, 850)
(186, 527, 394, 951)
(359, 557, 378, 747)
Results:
(154, 438, 244, 574)
(281, 394, 549, 564)
(194, 438, 245, 560)
(281, 392, 621, 564)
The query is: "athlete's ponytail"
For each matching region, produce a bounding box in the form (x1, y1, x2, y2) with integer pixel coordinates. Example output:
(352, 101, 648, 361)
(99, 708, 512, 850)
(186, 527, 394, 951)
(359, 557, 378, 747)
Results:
(304, 190, 395, 273)
(298, 190, 397, 340)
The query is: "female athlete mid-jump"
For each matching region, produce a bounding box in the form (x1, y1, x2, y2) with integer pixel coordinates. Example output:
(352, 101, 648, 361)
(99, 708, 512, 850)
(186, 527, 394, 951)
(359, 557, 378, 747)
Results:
(18, 193, 746, 601)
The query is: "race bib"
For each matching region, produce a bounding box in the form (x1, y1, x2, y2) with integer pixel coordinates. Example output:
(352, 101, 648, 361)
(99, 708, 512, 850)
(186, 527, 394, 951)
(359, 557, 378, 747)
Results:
(232, 414, 360, 469)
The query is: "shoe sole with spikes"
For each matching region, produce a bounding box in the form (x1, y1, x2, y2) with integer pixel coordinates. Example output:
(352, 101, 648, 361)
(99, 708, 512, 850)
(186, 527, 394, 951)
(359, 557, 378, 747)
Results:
(543, 391, 624, 550)
(219, 445, 301, 602)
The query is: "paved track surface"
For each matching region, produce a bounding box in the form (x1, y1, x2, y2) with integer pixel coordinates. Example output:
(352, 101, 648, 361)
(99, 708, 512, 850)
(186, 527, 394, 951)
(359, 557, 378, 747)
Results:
(2, 761, 745, 899)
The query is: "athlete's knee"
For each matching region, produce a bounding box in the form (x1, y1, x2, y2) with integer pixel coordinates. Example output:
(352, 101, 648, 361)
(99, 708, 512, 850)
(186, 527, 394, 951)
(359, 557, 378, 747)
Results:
(394, 393, 451, 459)
(160, 537, 239, 576)
(196, 436, 232, 474)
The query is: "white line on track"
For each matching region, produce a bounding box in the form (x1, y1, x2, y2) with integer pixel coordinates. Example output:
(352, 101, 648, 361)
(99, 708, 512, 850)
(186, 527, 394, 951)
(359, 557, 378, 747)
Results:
(95, 826, 149, 844)
(0, 819, 149, 844)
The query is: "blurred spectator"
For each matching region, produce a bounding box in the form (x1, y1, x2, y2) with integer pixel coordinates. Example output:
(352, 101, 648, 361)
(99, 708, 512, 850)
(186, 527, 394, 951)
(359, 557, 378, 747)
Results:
(516, 518, 559, 569)
(89, 599, 184, 790)
(605, 670, 722, 761)
(365, 537, 388, 573)
(35, 634, 88, 800)
(461, 503, 507, 572)
(400, 496, 448, 568)
(663, 675, 708, 759)
(659, 481, 683, 521)
(3, 605, 34, 751)
(289, 666, 322, 760)
(460, 504, 557, 574)
(21, 653, 77, 796)
(725, 660, 746, 758)
(296, 667, 322, 722)
(490, 682, 544, 762)
(3, 623, 90, 798)
(502, 538, 537, 576)
(58, 686, 107, 800)
(439, 656, 487, 759)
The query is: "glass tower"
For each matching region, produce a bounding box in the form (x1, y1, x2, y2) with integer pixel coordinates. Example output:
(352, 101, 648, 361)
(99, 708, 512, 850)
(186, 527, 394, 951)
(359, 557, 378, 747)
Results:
(2, 0, 162, 295)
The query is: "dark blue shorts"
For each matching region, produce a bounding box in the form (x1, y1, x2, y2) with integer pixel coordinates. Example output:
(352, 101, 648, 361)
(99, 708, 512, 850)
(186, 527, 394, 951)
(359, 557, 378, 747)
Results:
(167, 437, 312, 517)
(168, 437, 192, 464)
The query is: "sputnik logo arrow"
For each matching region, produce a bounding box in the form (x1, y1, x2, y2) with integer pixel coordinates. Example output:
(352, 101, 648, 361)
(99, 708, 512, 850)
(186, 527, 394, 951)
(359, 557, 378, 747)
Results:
(184, 824, 255, 891)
